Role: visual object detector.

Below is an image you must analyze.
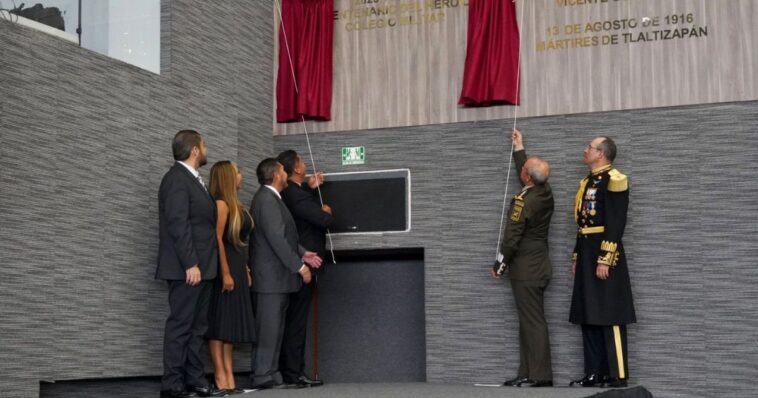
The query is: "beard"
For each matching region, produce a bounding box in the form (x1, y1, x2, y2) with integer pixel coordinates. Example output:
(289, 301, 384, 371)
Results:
(198, 153, 208, 167)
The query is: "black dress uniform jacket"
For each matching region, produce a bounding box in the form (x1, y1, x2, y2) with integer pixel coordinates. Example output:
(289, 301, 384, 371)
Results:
(569, 165, 636, 326)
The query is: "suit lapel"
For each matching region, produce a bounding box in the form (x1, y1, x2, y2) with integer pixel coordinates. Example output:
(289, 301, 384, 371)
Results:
(272, 188, 288, 215)
(269, 187, 294, 227)
(293, 182, 320, 206)
(175, 162, 214, 204)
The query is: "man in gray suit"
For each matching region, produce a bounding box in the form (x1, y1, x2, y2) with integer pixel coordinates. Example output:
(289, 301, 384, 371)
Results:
(249, 158, 323, 389)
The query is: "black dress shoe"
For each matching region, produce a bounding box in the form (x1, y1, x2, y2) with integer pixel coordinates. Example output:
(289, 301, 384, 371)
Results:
(231, 387, 244, 394)
(569, 374, 604, 387)
(603, 377, 628, 388)
(296, 375, 324, 387)
(518, 379, 553, 387)
(252, 381, 297, 390)
(503, 376, 529, 387)
(160, 389, 198, 398)
(278, 383, 305, 389)
(188, 385, 228, 397)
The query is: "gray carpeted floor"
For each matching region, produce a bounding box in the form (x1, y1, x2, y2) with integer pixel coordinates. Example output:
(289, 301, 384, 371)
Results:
(40, 378, 641, 398)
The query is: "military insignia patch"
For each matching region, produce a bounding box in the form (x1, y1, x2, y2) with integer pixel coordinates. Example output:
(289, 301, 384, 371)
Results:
(510, 201, 524, 221)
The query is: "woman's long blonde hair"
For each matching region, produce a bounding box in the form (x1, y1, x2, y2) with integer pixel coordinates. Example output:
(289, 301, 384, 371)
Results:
(209, 161, 251, 248)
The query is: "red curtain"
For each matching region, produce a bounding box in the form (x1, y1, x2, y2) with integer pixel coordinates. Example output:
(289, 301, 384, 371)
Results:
(459, 0, 520, 107)
(276, 0, 333, 123)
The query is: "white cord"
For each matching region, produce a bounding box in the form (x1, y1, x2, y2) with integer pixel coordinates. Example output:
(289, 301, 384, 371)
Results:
(275, 0, 337, 264)
(495, 0, 526, 259)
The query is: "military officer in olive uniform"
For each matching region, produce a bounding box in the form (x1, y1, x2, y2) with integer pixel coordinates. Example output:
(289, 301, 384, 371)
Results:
(569, 136, 636, 388)
(491, 129, 554, 388)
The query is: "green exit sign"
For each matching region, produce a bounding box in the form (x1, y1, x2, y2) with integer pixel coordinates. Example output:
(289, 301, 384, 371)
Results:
(342, 146, 365, 165)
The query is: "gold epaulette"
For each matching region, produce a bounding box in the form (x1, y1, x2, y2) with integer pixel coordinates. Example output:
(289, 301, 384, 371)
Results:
(608, 169, 628, 192)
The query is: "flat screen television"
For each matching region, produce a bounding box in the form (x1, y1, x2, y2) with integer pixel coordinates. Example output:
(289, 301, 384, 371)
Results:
(316, 169, 410, 234)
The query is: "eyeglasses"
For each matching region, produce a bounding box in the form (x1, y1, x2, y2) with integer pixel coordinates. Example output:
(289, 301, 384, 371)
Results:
(586, 145, 601, 152)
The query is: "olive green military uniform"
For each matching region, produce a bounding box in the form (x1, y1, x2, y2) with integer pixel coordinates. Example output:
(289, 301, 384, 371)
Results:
(499, 149, 554, 382)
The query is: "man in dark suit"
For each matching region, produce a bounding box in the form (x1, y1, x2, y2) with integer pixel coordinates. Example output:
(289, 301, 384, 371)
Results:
(156, 130, 223, 398)
(276, 150, 334, 388)
(491, 129, 554, 388)
(249, 158, 323, 389)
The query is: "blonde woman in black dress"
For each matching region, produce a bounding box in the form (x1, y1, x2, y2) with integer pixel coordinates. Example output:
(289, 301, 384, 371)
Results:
(207, 161, 255, 394)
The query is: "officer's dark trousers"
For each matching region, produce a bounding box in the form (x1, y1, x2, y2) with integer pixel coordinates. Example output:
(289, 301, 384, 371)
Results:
(279, 278, 315, 383)
(162, 280, 212, 391)
(581, 324, 629, 379)
(510, 279, 553, 381)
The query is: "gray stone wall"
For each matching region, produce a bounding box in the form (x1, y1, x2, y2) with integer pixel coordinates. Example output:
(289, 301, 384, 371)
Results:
(274, 102, 758, 398)
(0, 2, 273, 397)
(1, 1, 757, 397)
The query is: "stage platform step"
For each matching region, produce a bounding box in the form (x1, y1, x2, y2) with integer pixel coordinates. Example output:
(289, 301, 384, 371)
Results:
(41, 377, 647, 398)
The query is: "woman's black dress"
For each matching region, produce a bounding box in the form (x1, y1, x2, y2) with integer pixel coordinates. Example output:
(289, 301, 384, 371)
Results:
(206, 210, 255, 343)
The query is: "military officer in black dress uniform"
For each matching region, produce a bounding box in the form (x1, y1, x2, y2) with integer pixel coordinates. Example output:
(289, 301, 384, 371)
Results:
(569, 136, 636, 388)
(492, 129, 554, 388)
